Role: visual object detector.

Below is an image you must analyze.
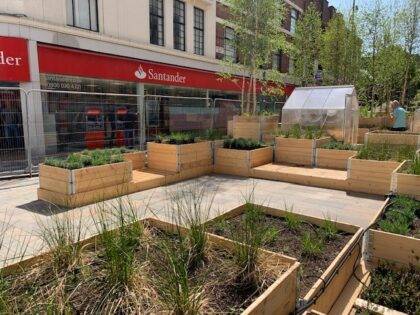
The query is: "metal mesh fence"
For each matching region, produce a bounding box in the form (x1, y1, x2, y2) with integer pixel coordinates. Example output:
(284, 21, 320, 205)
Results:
(0, 87, 28, 176)
(0, 88, 281, 178)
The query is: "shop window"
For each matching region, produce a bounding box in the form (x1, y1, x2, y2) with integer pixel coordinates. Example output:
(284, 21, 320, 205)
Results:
(66, 0, 98, 31)
(224, 27, 236, 62)
(290, 9, 298, 34)
(150, 0, 164, 46)
(174, 0, 186, 51)
(194, 7, 205, 55)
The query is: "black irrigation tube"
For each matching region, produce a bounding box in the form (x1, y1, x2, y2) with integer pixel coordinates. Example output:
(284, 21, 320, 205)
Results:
(294, 194, 393, 315)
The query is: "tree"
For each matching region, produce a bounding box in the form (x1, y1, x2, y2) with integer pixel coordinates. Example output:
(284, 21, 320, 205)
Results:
(220, 0, 287, 115)
(320, 14, 347, 84)
(291, 3, 322, 86)
(399, 0, 419, 105)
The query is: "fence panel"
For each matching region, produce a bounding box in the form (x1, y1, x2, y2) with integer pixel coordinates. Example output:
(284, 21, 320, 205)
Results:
(0, 87, 29, 177)
(144, 95, 212, 140)
(27, 89, 145, 171)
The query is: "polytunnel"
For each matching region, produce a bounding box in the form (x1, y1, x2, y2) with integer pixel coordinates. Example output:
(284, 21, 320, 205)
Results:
(281, 85, 359, 144)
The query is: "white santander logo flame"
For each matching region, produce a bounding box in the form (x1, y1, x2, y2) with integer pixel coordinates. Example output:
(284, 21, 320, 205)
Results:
(135, 65, 147, 79)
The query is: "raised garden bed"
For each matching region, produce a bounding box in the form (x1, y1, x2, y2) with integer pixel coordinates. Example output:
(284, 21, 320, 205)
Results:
(275, 137, 331, 167)
(316, 141, 358, 170)
(359, 116, 387, 129)
(0, 215, 299, 314)
(207, 204, 363, 314)
(347, 144, 416, 195)
(391, 157, 420, 201)
(38, 150, 133, 208)
(365, 130, 420, 148)
(232, 115, 279, 142)
(147, 140, 212, 173)
(123, 151, 146, 170)
(213, 138, 273, 177)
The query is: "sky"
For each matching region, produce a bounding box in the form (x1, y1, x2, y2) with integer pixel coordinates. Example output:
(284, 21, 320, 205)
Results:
(328, 0, 403, 14)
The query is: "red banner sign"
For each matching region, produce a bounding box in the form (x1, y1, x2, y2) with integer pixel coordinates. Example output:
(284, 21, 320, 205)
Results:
(0, 36, 30, 82)
(38, 44, 294, 94)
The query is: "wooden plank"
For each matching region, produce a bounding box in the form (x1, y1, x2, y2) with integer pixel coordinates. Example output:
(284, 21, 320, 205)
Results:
(39, 164, 71, 181)
(307, 230, 363, 313)
(275, 137, 314, 149)
(39, 176, 71, 194)
(72, 161, 131, 181)
(369, 229, 420, 267)
(123, 151, 146, 170)
(354, 299, 406, 315)
(316, 149, 357, 170)
(250, 147, 273, 168)
(74, 172, 132, 193)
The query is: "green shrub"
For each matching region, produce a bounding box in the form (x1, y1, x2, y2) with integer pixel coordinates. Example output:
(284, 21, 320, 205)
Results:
(197, 129, 226, 141)
(322, 140, 357, 151)
(155, 132, 197, 144)
(405, 154, 420, 175)
(44, 148, 125, 170)
(361, 263, 420, 314)
(284, 208, 302, 231)
(222, 138, 264, 150)
(277, 124, 324, 140)
(319, 216, 339, 240)
(377, 195, 420, 236)
(301, 231, 324, 257)
(357, 143, 416, 162)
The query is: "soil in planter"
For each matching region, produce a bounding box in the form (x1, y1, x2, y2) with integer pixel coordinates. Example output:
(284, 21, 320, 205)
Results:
(208, 214, 352, 298)
(360, 263, 420, 314)
(1, 225, 284, 314)
(376, 195, 420, 238)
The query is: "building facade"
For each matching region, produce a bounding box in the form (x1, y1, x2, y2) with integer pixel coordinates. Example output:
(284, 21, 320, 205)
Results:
(0, 0, 334, 173)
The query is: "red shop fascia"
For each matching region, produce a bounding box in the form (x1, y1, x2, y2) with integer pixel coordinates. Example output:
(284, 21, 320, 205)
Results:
(37, 44, 295, 95)
(0, 36, 30, 84)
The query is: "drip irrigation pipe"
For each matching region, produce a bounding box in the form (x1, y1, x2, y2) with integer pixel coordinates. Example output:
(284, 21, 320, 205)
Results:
(294, 194, 393, 314)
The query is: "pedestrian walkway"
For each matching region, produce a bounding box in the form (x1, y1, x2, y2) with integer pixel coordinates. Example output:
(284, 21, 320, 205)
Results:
(0, 175, 386, 265)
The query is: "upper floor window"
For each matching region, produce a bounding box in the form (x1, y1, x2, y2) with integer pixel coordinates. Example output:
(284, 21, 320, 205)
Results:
(290, 9, 298, 34)
(272, 53, 280, 71)
(66, 0, 98, 31)
(194, 7, 204, 55)
(173, 0, 186, 51)
(224, 27, 236, 61)
(150, 0, 164, 46)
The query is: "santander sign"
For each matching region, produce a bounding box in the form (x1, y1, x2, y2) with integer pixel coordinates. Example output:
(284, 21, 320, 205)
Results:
(0, 36, 30, 82)
(134, 64, 186, 84)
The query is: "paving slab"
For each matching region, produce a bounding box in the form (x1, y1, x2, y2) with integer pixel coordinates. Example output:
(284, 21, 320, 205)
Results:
(0, 174, 386, 263)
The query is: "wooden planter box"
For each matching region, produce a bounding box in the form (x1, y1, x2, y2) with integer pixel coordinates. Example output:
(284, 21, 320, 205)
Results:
(391, 160, 420, 200)
(123, 151, 146, 170)
(214, 146, 273, 177)
(359, 116, 386, 128)
(2, 217, 299, 315)
(38, 161, 132, 208)
(347, 157, 402, 195)
(232, 115, 279, 142)
(365, 130, 420, 148)
(275, 137, 331, 167)
(147, 141, 213, 173)
(316, 148, 358, 170)
(208, 204, 363, 314)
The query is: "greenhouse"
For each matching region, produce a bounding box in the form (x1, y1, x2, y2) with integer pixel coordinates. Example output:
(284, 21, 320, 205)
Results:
(281, 86, 359, 144)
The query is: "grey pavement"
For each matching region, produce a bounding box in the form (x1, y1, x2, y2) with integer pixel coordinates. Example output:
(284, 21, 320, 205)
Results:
(0, 175, 385, 265)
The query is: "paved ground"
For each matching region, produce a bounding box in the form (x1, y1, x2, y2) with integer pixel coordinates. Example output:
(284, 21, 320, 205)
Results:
(0, 175, 386, 265)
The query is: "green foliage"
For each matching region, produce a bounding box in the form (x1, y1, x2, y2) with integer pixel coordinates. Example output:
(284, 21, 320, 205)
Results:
(278, 124, 324, 140)
(229, 203, 272, 288)
(405, 154, 420, 175)
(220, 0, 287, 114)
(322, 140, 357, 151)
(320, 13, 362, 85)
(155, 132, 197, 145)
(292, 3, 322, 86)
(300, 231, 324, 258)
(155, 237, 203, 314)
(284, 208, 302, 231)
(356, 143, 416, 162)
(169, 183, 214, 270)
(361, 262, 420, 314)
(197, 129, 226, 141)
(378, 195, 419, 236)
(37, 213, 84, 271)
(93, 199, 144, 286)
(319, 216, 339, 241)
(44, 148, 125, 170)
(223, 138, 263, 150)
